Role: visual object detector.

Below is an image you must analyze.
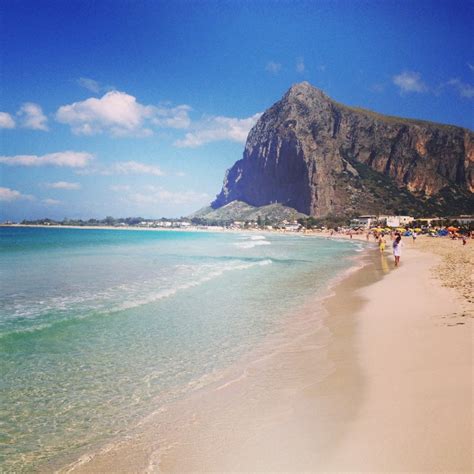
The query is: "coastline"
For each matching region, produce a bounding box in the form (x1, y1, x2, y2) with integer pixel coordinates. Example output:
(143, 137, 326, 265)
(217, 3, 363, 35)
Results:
(54, 236, 472, 472)
(317, 239, 472, 472)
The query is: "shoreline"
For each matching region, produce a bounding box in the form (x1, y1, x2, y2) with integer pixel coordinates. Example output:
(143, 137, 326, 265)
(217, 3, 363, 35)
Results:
(53, 237, 472, 472)
(318, 241, 472, 471)
(50, 239, 374, 473)
(156, 238, 472, 472)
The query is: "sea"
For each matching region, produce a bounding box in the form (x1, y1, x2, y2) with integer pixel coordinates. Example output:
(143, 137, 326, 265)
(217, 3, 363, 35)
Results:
(0, 226, 366, 472)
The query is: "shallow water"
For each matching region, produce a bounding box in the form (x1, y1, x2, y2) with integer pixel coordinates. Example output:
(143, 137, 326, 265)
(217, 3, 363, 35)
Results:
(0, 227, 364, 471)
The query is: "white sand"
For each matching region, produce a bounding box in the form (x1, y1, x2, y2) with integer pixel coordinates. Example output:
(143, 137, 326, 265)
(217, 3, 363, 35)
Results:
(318, 246, 473, 472)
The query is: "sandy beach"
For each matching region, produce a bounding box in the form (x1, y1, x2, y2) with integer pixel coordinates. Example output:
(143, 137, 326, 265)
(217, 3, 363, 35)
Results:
(58, 236, 473, 473)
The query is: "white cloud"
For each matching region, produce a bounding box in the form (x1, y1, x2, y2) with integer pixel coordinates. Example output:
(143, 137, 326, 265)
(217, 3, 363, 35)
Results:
(42, 198, 61, 205)
(0, 187, 35, 202)
(110, 184, 208, 206)
(44, 181, 81, 190)
(266, 61, 282, 74)
(446, 78, 474, 99)
(175, 113, 262, 148)
(0, 151, 94, 168)
(126, 186, 209, 206)
(392, 71, 428, 94)
(0, 112, 15, 129)
(110, 161, 165, 176)
(79, 160, 165, 176)
(56, 91, 191, 137)
(77, 77, 101, 94)
(152, 105, 191, 129)
(17, 103, 49, 131)
(468, 63, 474, 73)
(56, 91, 154, 136)
(296, 57, 305, 74)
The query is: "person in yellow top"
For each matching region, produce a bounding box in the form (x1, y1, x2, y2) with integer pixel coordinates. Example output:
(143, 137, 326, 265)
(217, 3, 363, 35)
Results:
(378, 235, 386, 252)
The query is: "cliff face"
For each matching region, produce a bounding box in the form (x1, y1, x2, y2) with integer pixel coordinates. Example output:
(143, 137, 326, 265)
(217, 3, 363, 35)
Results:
(212, 82, 474, 217)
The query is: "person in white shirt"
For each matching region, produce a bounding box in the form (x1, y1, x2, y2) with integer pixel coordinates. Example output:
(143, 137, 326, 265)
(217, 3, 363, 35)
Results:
(393, 234, 403, 267)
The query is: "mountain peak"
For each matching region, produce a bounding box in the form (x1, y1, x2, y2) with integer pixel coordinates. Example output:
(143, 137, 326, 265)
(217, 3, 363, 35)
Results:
(212, 83, 473, 217)
(285, 82, 329, 102)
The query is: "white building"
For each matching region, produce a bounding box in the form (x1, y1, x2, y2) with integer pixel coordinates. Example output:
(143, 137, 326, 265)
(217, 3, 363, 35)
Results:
(386, 215, 414, 227)
(447, 215, 474, 225)
(350, 215, 377, 228)
(284, 224, 300, 231)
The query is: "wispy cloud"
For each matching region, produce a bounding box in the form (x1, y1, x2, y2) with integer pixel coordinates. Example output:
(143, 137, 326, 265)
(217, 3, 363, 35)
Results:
(42, 198, 61, 205)
(296, 57, 305, 74)
(79, 160, 164, 176)
(56, 91, 191, 137)
(77, 77, 101, 94)
(392, 71, 428, 94)
(44, 181, 81, 190)
(130, 187, 209, 206)
(175, 113, 262, 148)
(265, 61, 282, 74)
(17, 103, 49, 131)
(110, 161, 165, 176)
(0, 187, 35, 202)
(110, 184, 209, 206)
(109, 184, 131, 192)
(151, 104, 192, 129)
(446, 78, 474, 99)
(0, 112, 15, 129)
(468, 63, 474, 73)
(0, 151, 94, 168)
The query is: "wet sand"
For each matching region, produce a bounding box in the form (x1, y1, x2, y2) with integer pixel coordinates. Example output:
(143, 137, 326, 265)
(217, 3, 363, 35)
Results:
(59, 238, 472, 473)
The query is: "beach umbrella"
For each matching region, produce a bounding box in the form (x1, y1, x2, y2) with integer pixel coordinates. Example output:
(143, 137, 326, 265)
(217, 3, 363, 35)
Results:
(396, 227, 405, 232)
(414, 228, 422, 232)
(447, 226, 459, 232)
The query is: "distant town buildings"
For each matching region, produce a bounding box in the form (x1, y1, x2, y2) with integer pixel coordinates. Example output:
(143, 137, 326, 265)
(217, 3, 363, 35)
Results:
(4, 213, 472, 232)
(350, 215, 414, 229)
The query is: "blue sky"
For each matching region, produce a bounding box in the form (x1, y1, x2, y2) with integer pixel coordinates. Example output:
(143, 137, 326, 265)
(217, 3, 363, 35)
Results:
(1, 0, 473, 220)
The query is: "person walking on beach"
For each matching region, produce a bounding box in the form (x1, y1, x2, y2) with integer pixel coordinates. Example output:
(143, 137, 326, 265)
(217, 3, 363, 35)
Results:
(393, 234, 402, 267)
(378, 235, 386, 253)
(412, 231, 417, 243)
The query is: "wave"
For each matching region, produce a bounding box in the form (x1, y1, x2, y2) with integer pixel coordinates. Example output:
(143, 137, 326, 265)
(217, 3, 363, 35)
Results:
(234, 240, 271, 249)
(114, 259, 272, 313)
(0, 259, 273, 339)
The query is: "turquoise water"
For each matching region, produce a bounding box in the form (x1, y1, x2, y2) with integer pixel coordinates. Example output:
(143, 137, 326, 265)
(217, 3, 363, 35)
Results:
(0, 227, 364, 471)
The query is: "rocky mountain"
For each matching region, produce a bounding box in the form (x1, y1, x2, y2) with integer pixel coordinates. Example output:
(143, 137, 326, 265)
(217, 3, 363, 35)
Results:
(212, 82, 473, 217)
